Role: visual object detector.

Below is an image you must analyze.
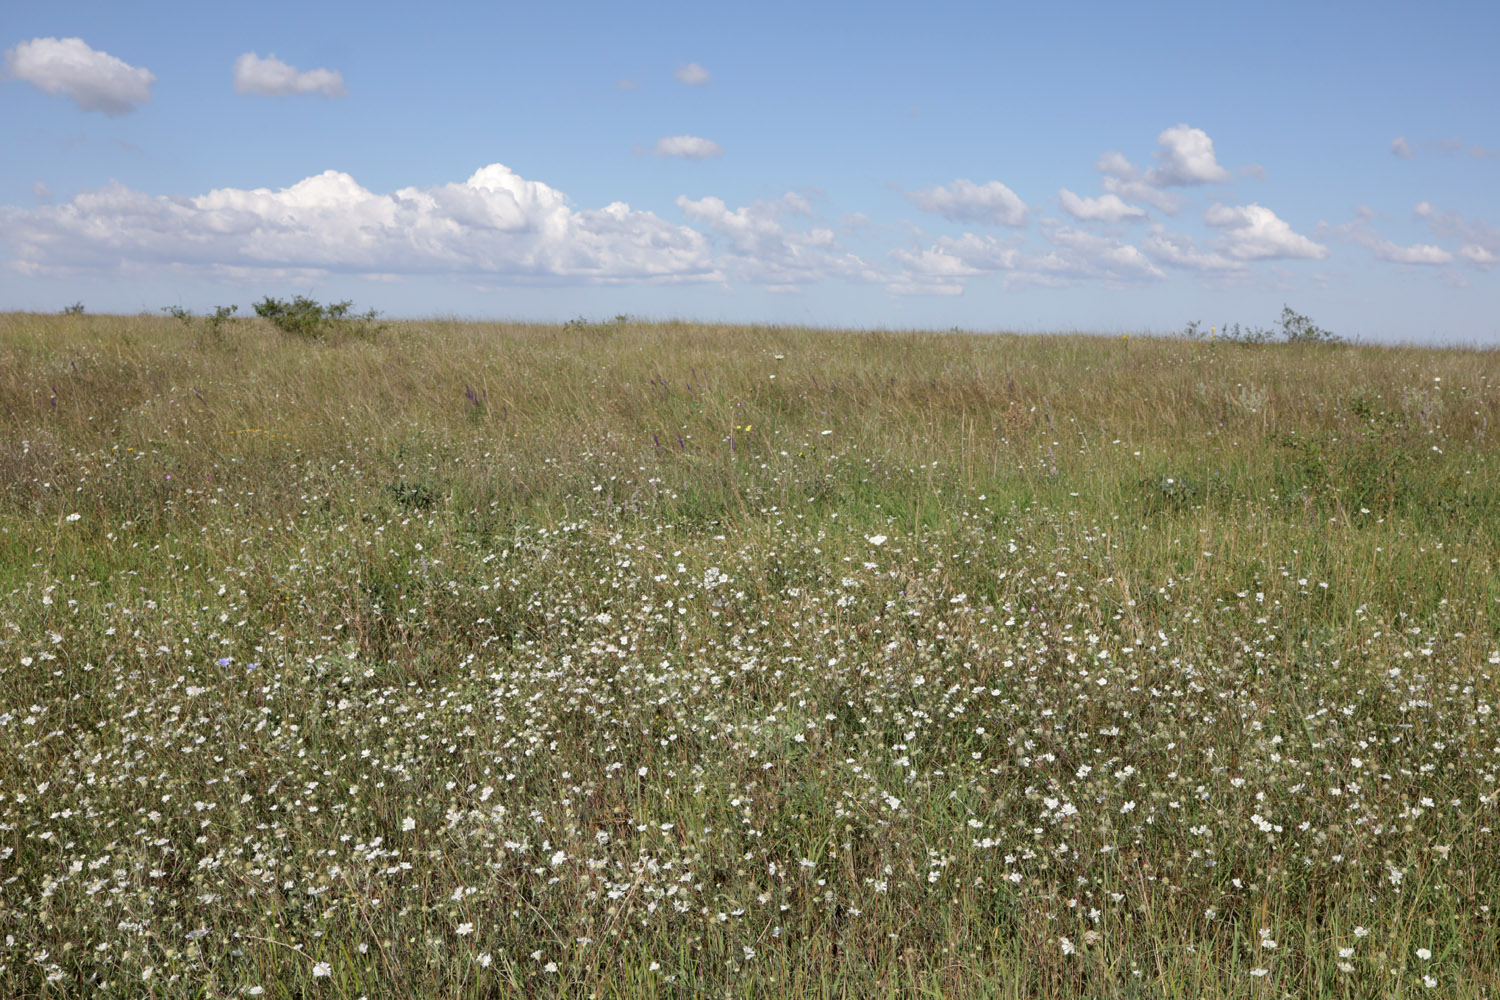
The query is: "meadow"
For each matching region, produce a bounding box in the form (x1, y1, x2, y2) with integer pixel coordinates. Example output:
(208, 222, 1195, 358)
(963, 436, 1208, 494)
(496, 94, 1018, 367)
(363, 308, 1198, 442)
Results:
(1, 311, 1497, 998)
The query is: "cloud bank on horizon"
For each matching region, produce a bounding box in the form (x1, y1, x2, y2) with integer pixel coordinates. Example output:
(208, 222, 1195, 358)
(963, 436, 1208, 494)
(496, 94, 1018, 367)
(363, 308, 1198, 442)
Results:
(1, 3, 1496, 340)
(6, 121, 1487, 299)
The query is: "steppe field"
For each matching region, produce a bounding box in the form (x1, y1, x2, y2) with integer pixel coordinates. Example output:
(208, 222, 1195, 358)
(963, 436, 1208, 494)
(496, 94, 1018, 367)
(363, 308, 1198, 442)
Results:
(2, 312, 1499, 999)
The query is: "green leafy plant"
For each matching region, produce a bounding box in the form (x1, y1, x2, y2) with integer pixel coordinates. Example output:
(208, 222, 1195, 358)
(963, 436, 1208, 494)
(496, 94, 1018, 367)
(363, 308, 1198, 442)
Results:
(1218, 321, 1277, 344)
(1179, 306, 1342, 345)
(563, 313, 633, 334)
(61, 301, 85, 316)
(163, 304, 241, 342)
(253, 295, 382, 341)
(1277, 304, 1340, 344)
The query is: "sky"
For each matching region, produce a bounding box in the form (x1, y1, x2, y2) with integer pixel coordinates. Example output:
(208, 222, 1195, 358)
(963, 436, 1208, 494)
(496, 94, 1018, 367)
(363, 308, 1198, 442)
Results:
(2, 0, 1497, 342)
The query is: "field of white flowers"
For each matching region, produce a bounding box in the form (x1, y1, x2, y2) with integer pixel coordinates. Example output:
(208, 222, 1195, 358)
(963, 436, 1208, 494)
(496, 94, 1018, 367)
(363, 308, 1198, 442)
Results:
(2, 313, 1498, 998)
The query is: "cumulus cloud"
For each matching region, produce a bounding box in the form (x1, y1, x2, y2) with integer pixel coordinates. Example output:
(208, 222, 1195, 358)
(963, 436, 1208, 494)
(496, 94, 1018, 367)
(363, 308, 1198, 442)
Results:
(1095, 152, 1134, 177)
(1146, 124, 1231, 186)
(886, 236, 1008, 295)
(888, 233, 1021, 290)
(4, 37, 155, 115)
(233, 52, 347, 98)
(1459, 245, 1496, 269)
(654, 135, 723, 159)
(1414, 201, 1499, 267)
(32, 182, 53, 204)
(1203, 203, 1328, 260)
(883, 279, 965, 296)
(888, 226, 1160, 294)
(1094, 153, 1180, 213)
(1058, 189, 1147, 224)
(1376, 241, 1453, 264)
(1330, 212, 1458, 265)
(1141, 226, 1245, 272)
(675, 62, 711, 86)
(0, 163, 717, 283)
(677, 192, 877, 286)
(1036, 227, 1163, 282)
(1392, 135, 1414, 159)
(905, 179, 1028, 227)
(889, 245, 985, 279)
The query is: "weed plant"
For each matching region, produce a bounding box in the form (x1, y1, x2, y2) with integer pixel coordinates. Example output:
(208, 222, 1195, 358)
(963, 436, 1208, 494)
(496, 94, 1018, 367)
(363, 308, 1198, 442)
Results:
(252, 296, 383, 341)
(0, 312, 1497, 998)
(163, 305, 241, 345)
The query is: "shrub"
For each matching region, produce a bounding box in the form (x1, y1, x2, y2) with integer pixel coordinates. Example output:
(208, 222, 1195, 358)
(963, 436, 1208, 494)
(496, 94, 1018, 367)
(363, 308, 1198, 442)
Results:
(563, 313, 633, 335)
(253, 295, 382, 340)
(1277, 305, 1340, 344)
(163, 304, 240, 342)
(1179, 306, 1342, 345)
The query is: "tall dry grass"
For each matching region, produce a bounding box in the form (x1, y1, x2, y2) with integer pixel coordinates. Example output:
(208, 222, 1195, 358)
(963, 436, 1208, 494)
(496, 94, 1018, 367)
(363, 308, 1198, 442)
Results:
(1, 312, 1497, 998)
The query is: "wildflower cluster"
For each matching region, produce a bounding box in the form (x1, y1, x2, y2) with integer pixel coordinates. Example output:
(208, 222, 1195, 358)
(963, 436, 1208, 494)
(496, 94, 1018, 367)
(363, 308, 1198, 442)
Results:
(0, 313, 1496, 997)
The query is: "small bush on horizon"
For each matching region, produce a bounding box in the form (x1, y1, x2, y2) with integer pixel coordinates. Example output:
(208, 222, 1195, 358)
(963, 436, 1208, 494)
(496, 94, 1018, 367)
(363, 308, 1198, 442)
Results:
(1180, 305, 1343, 345)
(61, 301, 85, 316)
(1277, 304, 1340, 343)
(163, 304, 240, 342)
(253, 295, 382, 341)
(563, 313, 633, 334)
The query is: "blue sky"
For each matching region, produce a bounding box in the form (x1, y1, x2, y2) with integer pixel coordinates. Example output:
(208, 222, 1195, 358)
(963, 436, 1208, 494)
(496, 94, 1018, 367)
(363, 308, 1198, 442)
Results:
(2, 0, 1497, 341)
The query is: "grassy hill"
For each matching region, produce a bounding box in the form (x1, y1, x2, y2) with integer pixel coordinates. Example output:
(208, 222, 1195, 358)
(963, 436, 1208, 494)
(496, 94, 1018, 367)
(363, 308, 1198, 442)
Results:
(2, 312, 1498, 997)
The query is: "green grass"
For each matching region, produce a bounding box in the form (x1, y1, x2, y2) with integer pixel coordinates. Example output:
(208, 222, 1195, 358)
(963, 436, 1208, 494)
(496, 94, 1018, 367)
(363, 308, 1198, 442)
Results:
(1, 311, 1498, 998)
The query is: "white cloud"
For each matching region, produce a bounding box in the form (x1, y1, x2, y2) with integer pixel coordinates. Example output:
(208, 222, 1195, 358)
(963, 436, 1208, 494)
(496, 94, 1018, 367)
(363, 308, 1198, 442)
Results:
(32, 182, 53, 204)
(933, 233, 1024, 271)
(1141, 226, 1245, 272)
(1095, 152, 1135, 177)
(677, 192, 876, 286)
(654, 135, 723, 159)
(1146, 124, 1230, 186)
(1094, 153, 1181, 213)
(233, 52, 347, 98)
(888, 226, 1160, 293)
(1371, 240, 1452, 265)
(1333, 213, 1455, 265)
(4, 37, 155, 115)
(885, 280, 965, 296)
(888, 233, 1019, 293)
(1459, 245, 1496, 269)
(1414, 201, 1499, 264)
(889, 245, 984, 278)
(905, 179, 1028, 227)
(0, 163, 717, 283)
(1058, 189, 1147, 224)
(675, 62, 711, 86)
(1038, 227, 1163, 282)
(837, 212, 870, 235)
(1396, 137, 1500, 160)
(1203, 203, 1328, 260)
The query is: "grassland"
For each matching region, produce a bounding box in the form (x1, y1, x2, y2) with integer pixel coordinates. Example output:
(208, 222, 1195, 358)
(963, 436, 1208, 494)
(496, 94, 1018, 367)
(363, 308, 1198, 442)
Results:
(1, 311, 1498, 998)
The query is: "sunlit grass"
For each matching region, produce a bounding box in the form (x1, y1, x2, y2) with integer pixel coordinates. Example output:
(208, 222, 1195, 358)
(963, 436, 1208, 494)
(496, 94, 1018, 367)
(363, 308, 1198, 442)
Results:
(1, 311, 1497, 997)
